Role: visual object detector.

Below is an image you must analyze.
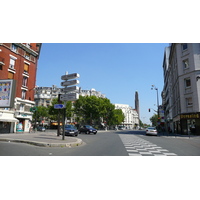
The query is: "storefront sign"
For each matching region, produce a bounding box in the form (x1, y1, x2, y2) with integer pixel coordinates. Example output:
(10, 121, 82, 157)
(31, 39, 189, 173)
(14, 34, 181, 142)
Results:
(180, 113, 200, 119)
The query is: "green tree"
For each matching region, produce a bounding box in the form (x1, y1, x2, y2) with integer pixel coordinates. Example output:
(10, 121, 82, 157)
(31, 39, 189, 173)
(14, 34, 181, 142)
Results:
(32, 106, 49, 125)
(139, 119, 143, 128)
(48, 98, 73, 121)
(73, 95, 124, 126)
(150, 114, 158, 126)
(109, 109, 125, 126)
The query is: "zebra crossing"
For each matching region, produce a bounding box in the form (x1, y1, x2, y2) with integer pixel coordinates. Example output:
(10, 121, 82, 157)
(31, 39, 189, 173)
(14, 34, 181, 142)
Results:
(119, 134, 177, 156)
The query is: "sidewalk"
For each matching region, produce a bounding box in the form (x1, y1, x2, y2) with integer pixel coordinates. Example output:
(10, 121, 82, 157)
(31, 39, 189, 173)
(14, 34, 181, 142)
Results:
(158, 131, 200, 139)
(0, 131, 83, 147)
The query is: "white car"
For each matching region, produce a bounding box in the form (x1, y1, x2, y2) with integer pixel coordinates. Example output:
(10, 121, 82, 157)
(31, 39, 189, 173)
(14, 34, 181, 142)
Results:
(146, 127, 158, 136)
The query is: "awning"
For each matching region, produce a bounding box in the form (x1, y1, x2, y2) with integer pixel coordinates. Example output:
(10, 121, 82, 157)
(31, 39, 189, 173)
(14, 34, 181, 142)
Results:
(0, 117, 19, 122)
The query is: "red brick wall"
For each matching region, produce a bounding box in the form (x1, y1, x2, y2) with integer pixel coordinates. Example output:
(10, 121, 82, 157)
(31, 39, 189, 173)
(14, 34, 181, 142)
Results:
(0, 43, 40, 101)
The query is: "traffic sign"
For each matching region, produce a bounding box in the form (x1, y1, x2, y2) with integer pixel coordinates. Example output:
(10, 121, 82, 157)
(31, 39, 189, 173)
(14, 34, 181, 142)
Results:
(54, 104, 65, 109)
(61, 73, 80, 80)
(60, 93, 79, 101)
(30, 107, 38, 112)
(61, 79, 79, 87)
(61, 86, 79, 93)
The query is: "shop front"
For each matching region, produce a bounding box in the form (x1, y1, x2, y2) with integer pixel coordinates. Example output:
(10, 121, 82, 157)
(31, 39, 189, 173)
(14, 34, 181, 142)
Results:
(15, 112, 32, 132)
(180, 113, 200, 135)
(0, 111, 19, 133)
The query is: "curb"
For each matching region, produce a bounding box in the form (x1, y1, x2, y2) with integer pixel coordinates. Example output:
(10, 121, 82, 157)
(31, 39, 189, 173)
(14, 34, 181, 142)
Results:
(0, 138, 83, 148)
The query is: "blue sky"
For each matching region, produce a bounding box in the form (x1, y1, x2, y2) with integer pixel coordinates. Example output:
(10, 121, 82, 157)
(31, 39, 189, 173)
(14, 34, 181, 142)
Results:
(37, 43, 168, 124)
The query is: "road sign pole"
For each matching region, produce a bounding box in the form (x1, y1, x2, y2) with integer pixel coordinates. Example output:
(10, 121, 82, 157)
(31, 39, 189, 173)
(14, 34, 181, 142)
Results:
(60, 72, 80, 140)
(62, 101, 67, 140)
(57, 109, 61, 136)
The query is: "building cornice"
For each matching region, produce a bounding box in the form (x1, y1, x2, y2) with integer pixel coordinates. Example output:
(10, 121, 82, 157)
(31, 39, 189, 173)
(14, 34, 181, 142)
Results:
(14, 43, 39, 57)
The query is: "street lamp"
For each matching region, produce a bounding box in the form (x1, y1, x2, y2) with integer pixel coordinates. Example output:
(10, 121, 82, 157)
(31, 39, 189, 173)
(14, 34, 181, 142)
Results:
(151, 85, 160, 126)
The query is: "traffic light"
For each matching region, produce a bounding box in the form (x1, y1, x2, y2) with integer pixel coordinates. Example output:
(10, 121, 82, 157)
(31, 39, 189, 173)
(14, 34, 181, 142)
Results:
(149, 109, 151, 112)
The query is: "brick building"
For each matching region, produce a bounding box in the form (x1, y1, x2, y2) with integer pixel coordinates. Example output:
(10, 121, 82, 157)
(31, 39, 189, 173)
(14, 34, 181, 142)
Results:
(0, 43, 41, 133)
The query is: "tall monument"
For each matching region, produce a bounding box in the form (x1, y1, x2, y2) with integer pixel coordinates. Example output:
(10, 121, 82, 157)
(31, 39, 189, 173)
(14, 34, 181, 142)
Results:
(135, 91, 140, 120)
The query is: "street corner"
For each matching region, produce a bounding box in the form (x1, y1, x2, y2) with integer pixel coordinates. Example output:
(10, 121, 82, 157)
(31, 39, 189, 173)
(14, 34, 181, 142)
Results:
(0, 137, 83, 148)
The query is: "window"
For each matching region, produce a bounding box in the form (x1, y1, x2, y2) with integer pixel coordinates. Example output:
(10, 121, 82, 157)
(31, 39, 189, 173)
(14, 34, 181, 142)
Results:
(24, 63, 29, 73)
(22, 90, 26, 99)
(182, 43, 188, 51)
(22, 76, 28, 87)
(9, 58, 15, 69)
(26, 43, 31, 48)
(185, 78, 191, 88)
(25, 52, 30, 60)
(11, 44, 18, 53)
(186, 98, 193, 107)
(8, 72, 14, 79)
(183, 59, 189, 69)
(20, 104, 25, 111)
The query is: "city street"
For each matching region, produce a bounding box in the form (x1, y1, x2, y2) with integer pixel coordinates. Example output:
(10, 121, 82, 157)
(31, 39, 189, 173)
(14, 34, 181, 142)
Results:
(0, 130, 200, 156)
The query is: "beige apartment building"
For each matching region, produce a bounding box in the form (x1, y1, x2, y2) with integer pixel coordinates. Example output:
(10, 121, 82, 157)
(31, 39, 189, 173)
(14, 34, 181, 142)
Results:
(162, 43, 200, 134)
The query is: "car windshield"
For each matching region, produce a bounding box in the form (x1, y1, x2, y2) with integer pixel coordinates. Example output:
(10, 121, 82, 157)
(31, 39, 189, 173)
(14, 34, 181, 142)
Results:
(65, 125, 76, 129)
(148, 127, 156, 130)
(85, 125, 93, 129)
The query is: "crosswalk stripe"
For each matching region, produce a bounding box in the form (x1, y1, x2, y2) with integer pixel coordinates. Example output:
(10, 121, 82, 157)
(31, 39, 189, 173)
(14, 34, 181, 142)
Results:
(119, 134, 177, 156)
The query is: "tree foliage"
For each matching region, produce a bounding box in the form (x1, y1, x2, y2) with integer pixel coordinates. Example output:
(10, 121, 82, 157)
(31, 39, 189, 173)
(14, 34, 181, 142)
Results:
(73, 95, 124, 126)
(150, 114, 158, 126)
(48, 98, 73, 121)
(32, 106, 49, 122)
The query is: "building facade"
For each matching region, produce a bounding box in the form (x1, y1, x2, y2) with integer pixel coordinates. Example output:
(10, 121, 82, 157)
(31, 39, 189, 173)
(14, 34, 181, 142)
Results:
(0, 43, 41, 133)
(34, 85, 61, 107)
(34, 87, 106, 107)
(162, 43, 200, 134)
(114, 104, 139, 129)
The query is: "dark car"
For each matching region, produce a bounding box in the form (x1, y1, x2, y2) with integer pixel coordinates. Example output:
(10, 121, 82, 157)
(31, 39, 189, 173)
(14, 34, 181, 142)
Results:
(65, 125, 79, 137)
(79, 125, 97, 134)
(37, 126, 45, 132)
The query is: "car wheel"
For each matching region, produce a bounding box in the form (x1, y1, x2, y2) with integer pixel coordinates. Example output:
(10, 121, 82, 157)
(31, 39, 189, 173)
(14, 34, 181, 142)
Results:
(87, 131, 90, 134)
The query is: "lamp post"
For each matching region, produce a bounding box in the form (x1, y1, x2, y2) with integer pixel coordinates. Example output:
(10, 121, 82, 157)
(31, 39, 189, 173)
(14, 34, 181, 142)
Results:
(151, 85, 160, 128)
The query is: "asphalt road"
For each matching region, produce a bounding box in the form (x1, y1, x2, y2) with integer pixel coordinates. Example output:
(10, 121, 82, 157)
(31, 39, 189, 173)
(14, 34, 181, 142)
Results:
(1, 130, 200, 156)
(0, 130, 128, 156)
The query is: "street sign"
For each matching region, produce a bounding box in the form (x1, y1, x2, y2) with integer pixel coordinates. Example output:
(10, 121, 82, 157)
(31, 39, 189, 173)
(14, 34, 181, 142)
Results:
(60, 93, 79, 101)
(54, 104, 65, 109)
(30, 107, 38, 112)
(61, 79, 79, 87)
(61, 86, 79, 93)
(61, 73, 80, 80)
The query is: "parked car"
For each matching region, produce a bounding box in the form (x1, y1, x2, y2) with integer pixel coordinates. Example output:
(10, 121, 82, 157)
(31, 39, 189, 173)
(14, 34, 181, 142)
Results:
(118, 125, 126, 130)
(146, 127, 158, 136)
(65, 125, 79, 137)
(37, 126, 45, 132)
(79, 125, 97, 134)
